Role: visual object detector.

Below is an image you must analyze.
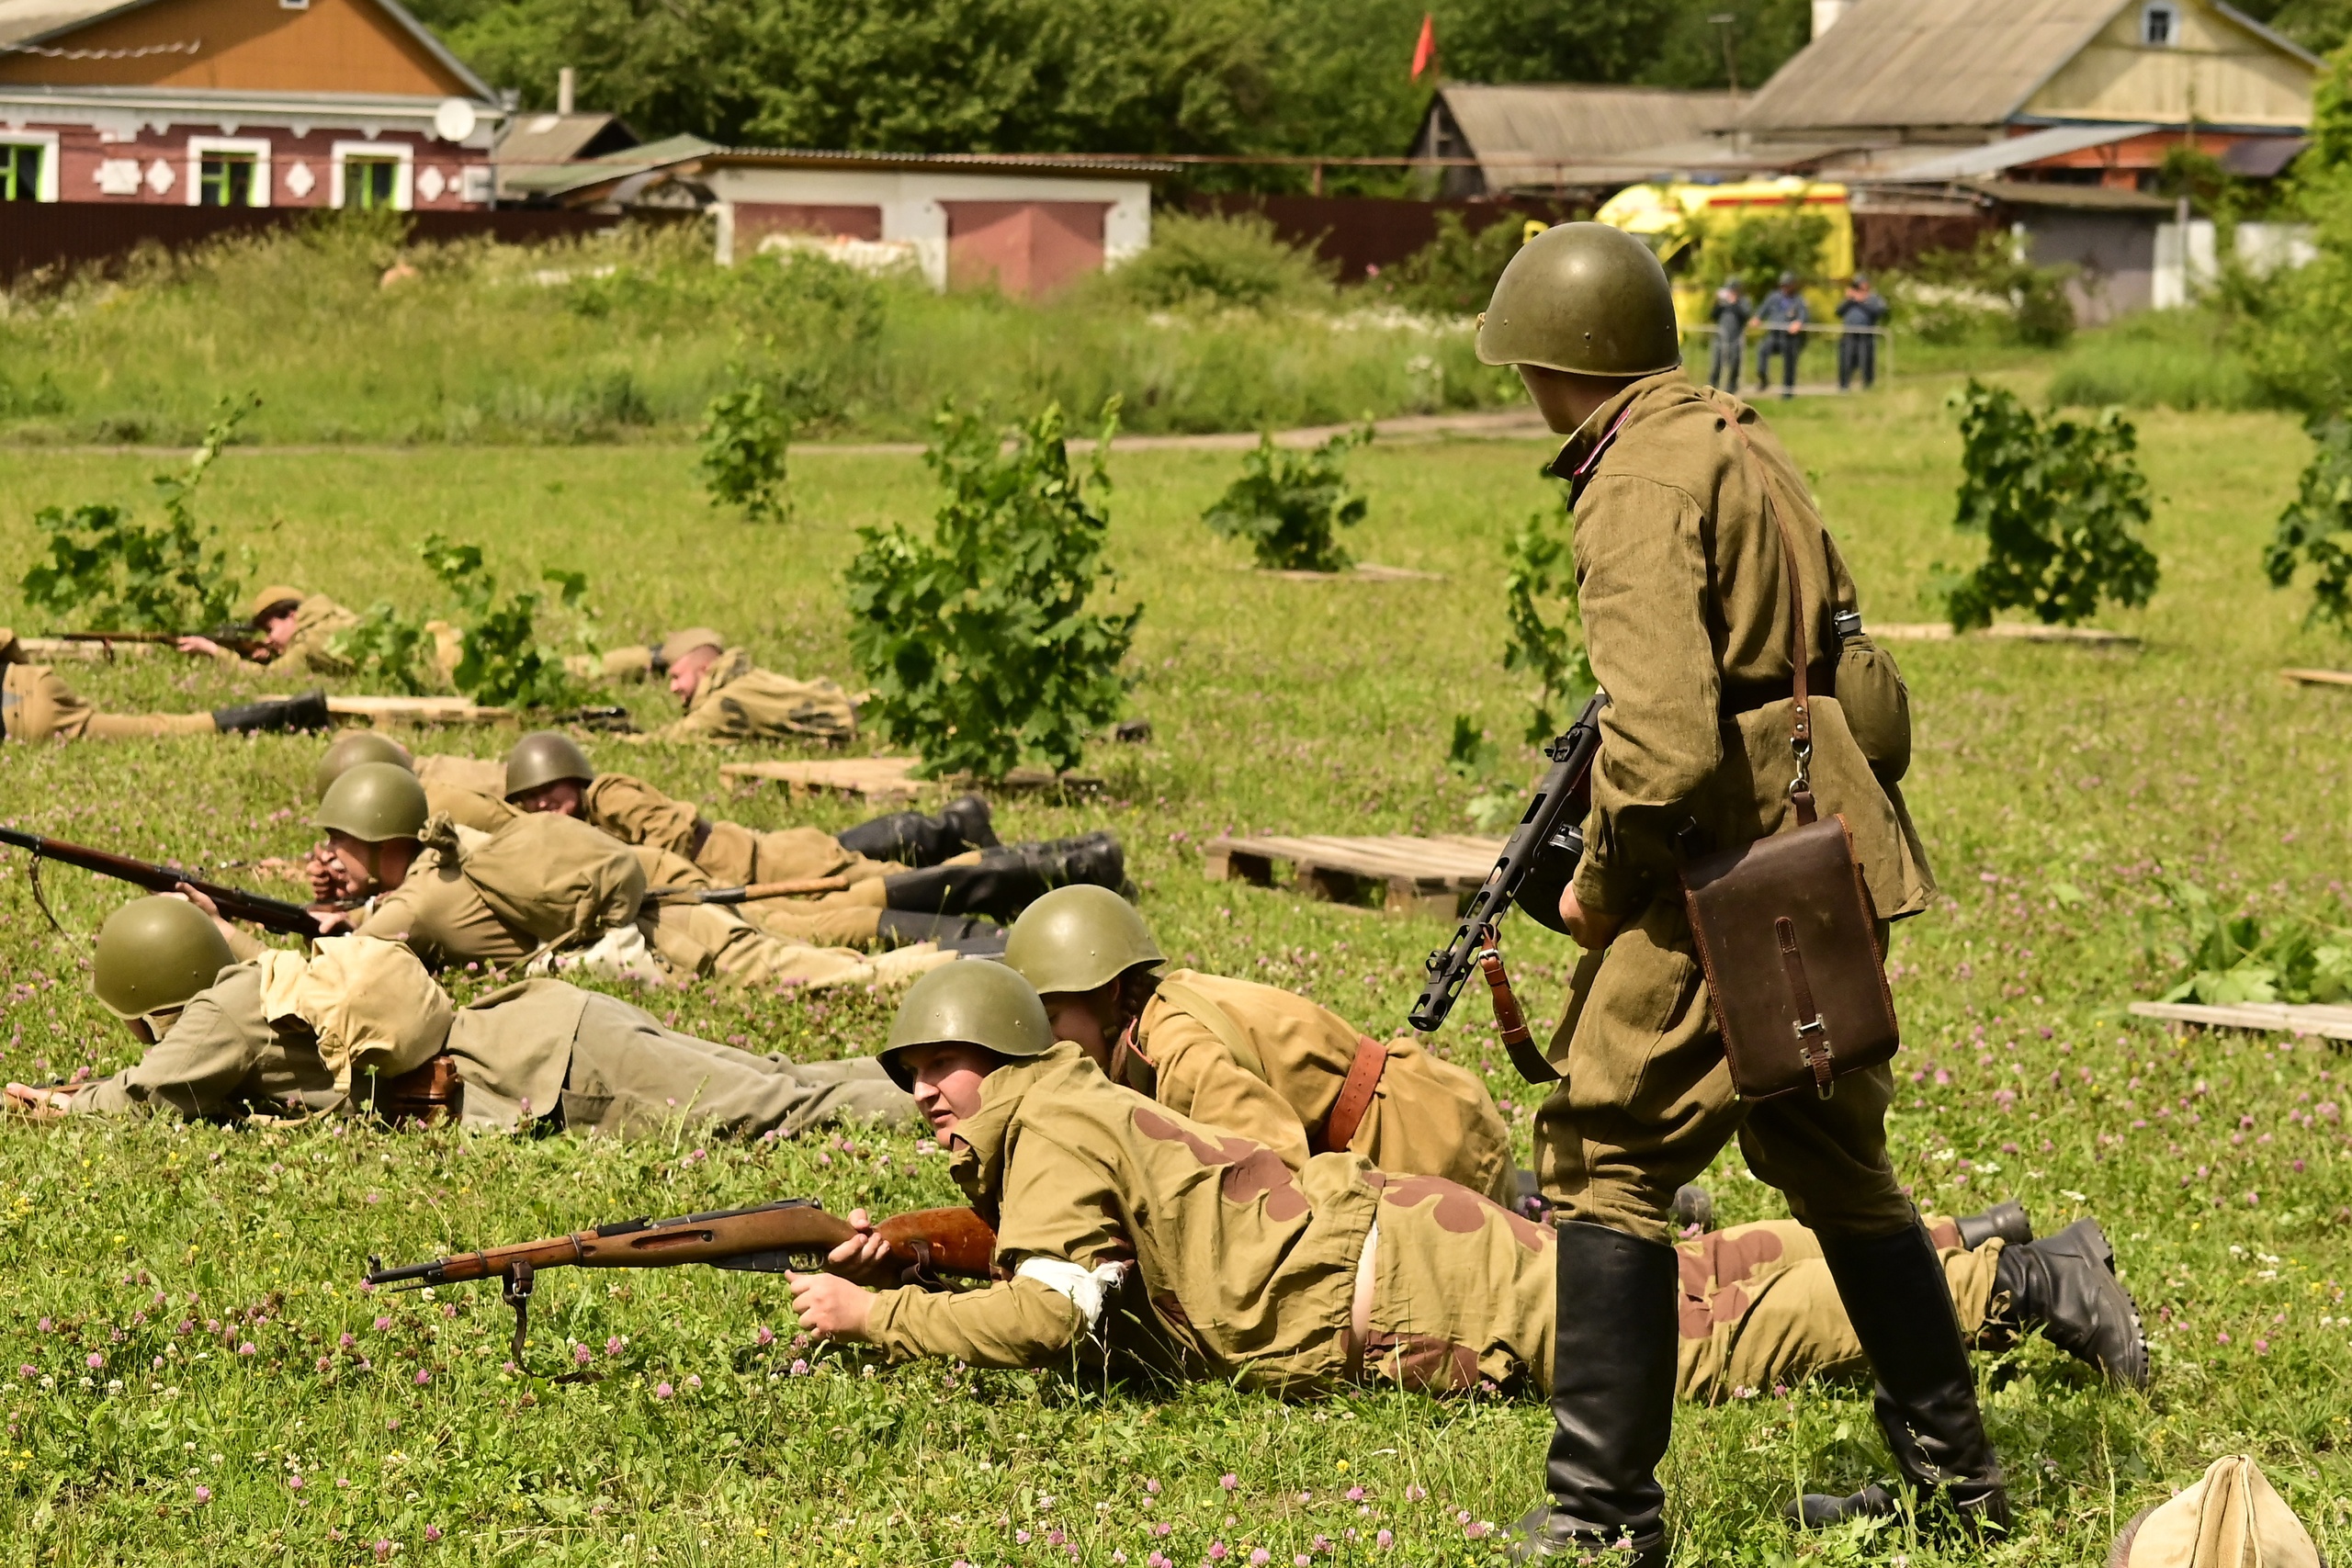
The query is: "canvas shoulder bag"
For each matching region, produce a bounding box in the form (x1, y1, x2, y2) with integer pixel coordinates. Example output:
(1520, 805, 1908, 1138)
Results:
(1679, 420, 1900, 1101)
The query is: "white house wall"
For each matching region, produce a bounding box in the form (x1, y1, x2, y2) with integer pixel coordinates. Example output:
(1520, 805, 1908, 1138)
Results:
(704, 166, 1152, 289)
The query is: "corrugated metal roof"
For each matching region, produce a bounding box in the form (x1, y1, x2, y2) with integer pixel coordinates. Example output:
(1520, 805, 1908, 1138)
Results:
(1890, 121, 2157, 179)
(503, 132, 716, 196)
(1962, 176, 2175, 208)
(1433, 85, 1737, 188)
(699, 147, 1178, 177)
(1739, 0, 2133, 133)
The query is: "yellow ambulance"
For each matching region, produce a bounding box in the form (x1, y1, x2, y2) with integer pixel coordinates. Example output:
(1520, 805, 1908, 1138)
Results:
(1594, 177, 1855, 326)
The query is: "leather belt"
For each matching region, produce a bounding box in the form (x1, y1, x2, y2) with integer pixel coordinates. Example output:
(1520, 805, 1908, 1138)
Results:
(1316, 1035, 1390, 1156)
(1720, 660, 1836, 717)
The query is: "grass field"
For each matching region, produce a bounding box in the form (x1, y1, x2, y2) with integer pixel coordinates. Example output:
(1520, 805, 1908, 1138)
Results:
(0, 372, 2348, 1566)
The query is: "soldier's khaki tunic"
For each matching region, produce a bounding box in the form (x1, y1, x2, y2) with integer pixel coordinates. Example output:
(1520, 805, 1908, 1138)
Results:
(413, 762, 899, 948)
(648, 649, 857, 744)
(207, 595, 358, 678)
(1, 632, 218, 742)
(1534, 372, 1933, 1246)
(353, 812, 937, 989)
(1120, 971, 1515, 1205)
(856, 1046, 2007, 1399)
(66, 942, 911, 1134)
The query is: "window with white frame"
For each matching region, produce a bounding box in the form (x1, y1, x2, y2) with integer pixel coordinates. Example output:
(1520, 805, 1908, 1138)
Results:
(0, 132, 59, 202)
(2142, 1, 2177, 45)
(332, 141, 412, 211)
(187, 136, 271, 207)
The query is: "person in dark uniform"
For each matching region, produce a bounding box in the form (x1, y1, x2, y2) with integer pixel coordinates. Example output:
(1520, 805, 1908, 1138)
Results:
(1754, 270, 1810, 398)
(1707, 275, 1750, 393)
(1836, 274, 1890, 391)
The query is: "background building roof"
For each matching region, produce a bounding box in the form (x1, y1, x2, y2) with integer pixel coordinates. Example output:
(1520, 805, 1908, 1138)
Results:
(0, 0, 493, 98)
(1887, 120, 2160, 179)
(1426, 84, 1737, 189)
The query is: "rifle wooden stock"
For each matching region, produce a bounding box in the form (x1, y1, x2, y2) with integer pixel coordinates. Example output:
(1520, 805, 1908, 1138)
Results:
(56, 629, 271, 660)
(0, 825, 330, 935)
(364, 1200, 998, 1291)
(641, 875, 852, 905)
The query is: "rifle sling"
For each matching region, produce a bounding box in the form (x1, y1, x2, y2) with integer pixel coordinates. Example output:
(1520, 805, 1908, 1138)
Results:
(1150, 978, 1269, 1082)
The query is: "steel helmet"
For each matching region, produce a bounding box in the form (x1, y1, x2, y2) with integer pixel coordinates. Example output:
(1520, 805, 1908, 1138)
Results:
(503, 730, 595, 799)
(1002, 885, 1163, 998)
(879, 962, 1056, 1090)
(1476, 221, 1682, 378)
(659, 627, 726, 667)
(315, 761, 428, 842)
(313, 730, 413, 801)
(92, 896, 235, 1021)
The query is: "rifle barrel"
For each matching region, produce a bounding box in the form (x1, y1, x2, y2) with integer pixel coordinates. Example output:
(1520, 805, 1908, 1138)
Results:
(0, 825, 325, 935)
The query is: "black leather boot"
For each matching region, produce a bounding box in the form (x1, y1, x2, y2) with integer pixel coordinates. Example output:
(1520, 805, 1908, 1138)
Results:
(1982, 1219, 2148, 1388)
(837, 803, 976, 867)
(1509, 1222, 1675, 1565)
(883, 860, 1051, 924)
(939, 794, 999, 851)
(212, 690, 331, 734)
(1804, 1224, 2012, 1537)
(873, 909, 1009, 958)
(1955, 1199, 2033, 1250)
(985, 830, 1125, 893)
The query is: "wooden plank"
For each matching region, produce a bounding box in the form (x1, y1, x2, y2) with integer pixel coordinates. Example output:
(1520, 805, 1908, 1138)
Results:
(2282, 668, 2352, 689)
(1980, 624, 2139, 647)
(324, 694, 514, 726)
(1256, 562, 1446, 583)
(1385, 878, 1466, 919)
(720, 757, 1101, 802)
(2128, 1000, 2352, 1042)
(1872, 624, 1957, 642)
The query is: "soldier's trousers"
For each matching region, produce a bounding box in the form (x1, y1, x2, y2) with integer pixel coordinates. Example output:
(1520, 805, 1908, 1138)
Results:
(1535, 897, 1915, 1246)
(1838, 333, 1876, 390)
(1709, 331, 1743, 392)
(1756, 330, 1802, 391)
(3, 665, 218, 743)
(557, 993, 916, 1137)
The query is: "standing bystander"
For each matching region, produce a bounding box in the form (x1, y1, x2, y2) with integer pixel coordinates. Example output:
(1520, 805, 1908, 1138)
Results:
(1836, 275, 1890, 391)
(1754, 271, 1810, 398)
(1707, 276, 1750, 393)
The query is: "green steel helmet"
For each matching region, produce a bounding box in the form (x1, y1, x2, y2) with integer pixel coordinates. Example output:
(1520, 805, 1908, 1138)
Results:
(314, 761, 428, 842)
(92, 896, 235, 1021)
(312, 730, 413, 801)
(1475, 221, 1682, 377)
(503, 730, 595, 799)
(1002, 885, 1164, 998)
(878, 961, 1056, 1090)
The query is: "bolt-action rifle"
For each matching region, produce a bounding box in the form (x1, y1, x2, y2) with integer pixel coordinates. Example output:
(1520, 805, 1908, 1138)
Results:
(53, 626, 273, 660)
(1407, 691, 1608, 1081)
(0, 825, 334, 936)
(365, 1199, 999, 1363)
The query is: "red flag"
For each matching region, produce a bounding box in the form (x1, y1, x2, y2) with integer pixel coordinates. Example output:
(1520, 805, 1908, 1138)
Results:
(1411, 13, 1438, 80)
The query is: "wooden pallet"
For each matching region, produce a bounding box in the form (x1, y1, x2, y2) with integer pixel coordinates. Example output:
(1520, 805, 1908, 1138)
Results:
(2128, 999, 2352, 1043)
(322, 695, 514, 727)
(2283, 668, 2352, 689)
(1204, 832, 1503, 918)
(721, 756, 1103, 804)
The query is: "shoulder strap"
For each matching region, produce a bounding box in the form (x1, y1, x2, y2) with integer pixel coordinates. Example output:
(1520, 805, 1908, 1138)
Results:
(1150, 977, 1269, 1082)
(1721, 409, 1819, 827)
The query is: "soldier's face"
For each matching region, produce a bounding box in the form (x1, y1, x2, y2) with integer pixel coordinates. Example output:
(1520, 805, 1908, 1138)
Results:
(902, 1043, 995, 1138)
(1038, 986, 1119, 1069)
(667, 647, 719, 704)
(324, 831, 419, 895)
(262, 609, 300, 649)
(512, 779, 585, 818)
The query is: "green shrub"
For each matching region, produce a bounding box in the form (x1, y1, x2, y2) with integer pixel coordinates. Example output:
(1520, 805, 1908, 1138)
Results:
(1106, 211, 1335, 312)
(1679, 200, 1831, 292)
(1942, 380, 2158, 629)
(2264, 412, 2352, 633)
(1501, 506, 1595, 746)
(844, 400, 1140, 779)
(421, 534, 595, 709)
(2146, 877, 2352, 1005)
(1894, 233, 2076, 348)
(1202, 426, 1370, 571)
(1378, 211, 1527, 315)
(20, 393, 254, 632)
(697, 373, 794, 524)
(326, 602, 436, 696)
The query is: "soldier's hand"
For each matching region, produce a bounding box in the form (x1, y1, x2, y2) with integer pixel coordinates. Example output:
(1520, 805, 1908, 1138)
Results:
(306, 845, 351, 901)
(1558, 888, 1622, 952)
(787, 1270, 875, 1340)
(824, 1210, 900, 1288)
(3, 1083, 74, 1121)
(175, 637, 223, 658)
(169, 883, 244, 947)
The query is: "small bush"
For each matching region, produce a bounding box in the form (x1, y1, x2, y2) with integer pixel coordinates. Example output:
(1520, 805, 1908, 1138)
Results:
(845, 400, 1140, 779)
(2147, 877, 2352, 1005)
(1202, 426, 1371, 571)
(698, 373, 794, 525)
(2264, 412, 2352, 633)
(1378, 212, 1526, 314)
(1107, 211, 1335, 312)
(421, 534, 596, 709)
(1895, 233, 2076, 348)
(20, 393, 254, 632)
(328, 603, 436, 695)
(1942, 380, 2159, 629)
(1501, 506, 1595, 746)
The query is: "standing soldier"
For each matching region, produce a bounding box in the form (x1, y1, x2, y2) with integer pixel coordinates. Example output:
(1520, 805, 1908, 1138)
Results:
(1753, 270, 1810, 399)
(645, 628, 859, 745)
(175, 583, 360, 676)
(1706, 275, 1749, 393)
(1836, 274, 1890, 392)
(1472, 224, 1993, 1562)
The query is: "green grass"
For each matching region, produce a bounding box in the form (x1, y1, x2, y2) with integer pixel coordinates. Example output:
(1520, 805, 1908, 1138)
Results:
(2, 379, 2351, 1563)
(2045, 308, 2277, 413)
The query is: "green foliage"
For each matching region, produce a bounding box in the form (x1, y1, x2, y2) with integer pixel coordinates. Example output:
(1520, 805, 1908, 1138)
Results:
(1679, 200, 1831, 293)
(2263, 412, 2352, 634)
(1375, 212, 1529, 315)
(697, 371, 795, 525)
(845, 400, 1140, 778)
(1108, 211, 1335, 311)
(1943, 380, 2159, 630)
(421, 533, 595, 709)
(1500, 506, 1594, 747)
(2147, 877, 2352, 1005)
(327, 603, 436, 695)
(19, 394, 254, 632)
(2047, 309, 2270, 412)
(1895, 234, 2077, 349)
(1202, 426, 1371, 571)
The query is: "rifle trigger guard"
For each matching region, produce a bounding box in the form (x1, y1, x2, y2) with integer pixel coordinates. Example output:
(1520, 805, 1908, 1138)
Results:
(899, 1238, 940, 1289)
(503, 1259, 535, 1367)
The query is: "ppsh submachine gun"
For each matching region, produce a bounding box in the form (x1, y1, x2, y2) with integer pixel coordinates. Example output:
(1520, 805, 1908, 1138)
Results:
(1408, 691, 1607, 1082)
(0, 825, 340, 936)
(365, 1200, 999, 1365)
